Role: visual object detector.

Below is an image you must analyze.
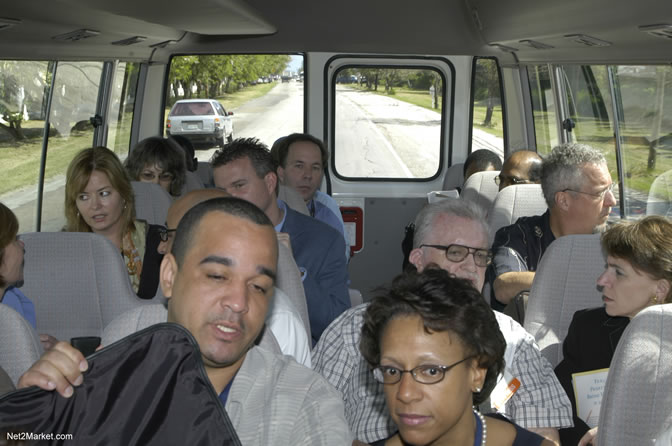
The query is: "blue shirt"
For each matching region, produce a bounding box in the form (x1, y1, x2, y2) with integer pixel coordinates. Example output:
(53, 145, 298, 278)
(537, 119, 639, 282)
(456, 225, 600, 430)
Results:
(218, 377, 235, 406)
(1, 287, 37, 329)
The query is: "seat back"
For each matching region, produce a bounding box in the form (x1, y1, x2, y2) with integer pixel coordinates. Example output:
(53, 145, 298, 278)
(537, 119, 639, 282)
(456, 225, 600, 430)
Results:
(460, 170, 500, 215)
(102, 304, 281, 354)
(19, 232, 148, 341)
(278, 185, 309, 215)
(181, 171, 205, 195)
(196, 161, 214, 188)
(597, 304, 672, 446)
(0, 304, 42, 385)
(442, 163, 464, 190)
(131, 181, 173, 225)
(276, 241, 311, 341)
(488, 184, 547, 244)
(646, 169, 672, 217)
(523, 233, 605, 367)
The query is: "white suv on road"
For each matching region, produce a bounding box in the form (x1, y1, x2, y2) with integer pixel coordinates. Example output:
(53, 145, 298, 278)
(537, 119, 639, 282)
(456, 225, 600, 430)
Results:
(166, 99, 234, 148)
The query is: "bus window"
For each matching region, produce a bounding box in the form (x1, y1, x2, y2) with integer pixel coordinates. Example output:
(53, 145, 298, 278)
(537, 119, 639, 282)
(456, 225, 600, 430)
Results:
(164, 54, 303, 156)
(471, 58, 504, 158)
(107, 62, 140, 157)
(333, 66, 444, 179)
(528, 64, 559, 156)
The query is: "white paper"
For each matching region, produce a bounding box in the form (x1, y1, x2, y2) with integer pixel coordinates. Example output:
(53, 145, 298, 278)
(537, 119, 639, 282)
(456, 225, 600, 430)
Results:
(572, 368, 609, 428)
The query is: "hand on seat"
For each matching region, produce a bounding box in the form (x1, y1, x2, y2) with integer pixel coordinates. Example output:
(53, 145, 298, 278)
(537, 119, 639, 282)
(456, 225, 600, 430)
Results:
(17, 341, 88, 398)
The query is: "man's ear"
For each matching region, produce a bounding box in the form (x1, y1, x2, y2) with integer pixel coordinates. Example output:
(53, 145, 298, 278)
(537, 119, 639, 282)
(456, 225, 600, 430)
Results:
(264, 171, 278, 195)
(408, 247, 425, 272)
(555, 190, 571, 212)
(276, 166, 286, 184)
(160, 253, 178, 301)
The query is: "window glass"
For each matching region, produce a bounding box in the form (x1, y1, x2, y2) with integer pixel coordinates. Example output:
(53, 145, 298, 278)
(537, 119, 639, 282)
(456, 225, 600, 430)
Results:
(528, 64, 559, 156)
(613, 66, 672, 218)
(165, 54, 302, 161)
(471, 58, 504, 159)
(107, 62, 140, 157)
(0, 60, 52, 232)
(333, 66, 444, 179)
(40, 61, 103, 231)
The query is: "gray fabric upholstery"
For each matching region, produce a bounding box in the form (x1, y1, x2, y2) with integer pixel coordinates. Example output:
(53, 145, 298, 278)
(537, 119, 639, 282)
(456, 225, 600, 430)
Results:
(131, 181, 173, 225)
(19, 232, 149, 342)
(196, 161, 214, 188)
(276, 241, 311, 341)
(442, 163, 464, 190)
(278, 185, 309, 216)
(597, 304, 672, 446)
(523, 233, 605, 368)
(0, 366, 15, 396)
(488, 183, 547, 244)
(349, 289, 363, 307)
(646, 169, 672, 217)
(0, 304, 43, 385)
(460, 170, 500, 216)
(102, 303, 281, 354)
(181, 171, 205, 195)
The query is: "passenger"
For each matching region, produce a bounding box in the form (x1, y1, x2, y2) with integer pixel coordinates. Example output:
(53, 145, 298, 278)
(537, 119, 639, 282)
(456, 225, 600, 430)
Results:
(168, 135, 198, 172)
(554, 215, 672, 446)
(271, 134, 346, 243)
(17, 197, 351, 445)
(488, 143, 617, 310)
(65, 147, 163, 299)
(463, 149, 503, 183)
(495, 150, 543, 191)
(124, 136, 186, 197)
(313, 198, 572, 445)
(156, 188, 312, 367)
(0, 202, 58, 350)
(360, 269, 552, 446)
(211, 138, 350, 344)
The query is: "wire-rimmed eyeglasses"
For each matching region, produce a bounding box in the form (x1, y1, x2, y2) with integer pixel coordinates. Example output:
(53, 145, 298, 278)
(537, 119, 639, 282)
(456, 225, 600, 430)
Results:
(157, 226, 176, 242)
(373, 355, 476, 385)
(494, 174, 532, 186)
(562, 182, 615, 201)
(420, 244, 492, 267)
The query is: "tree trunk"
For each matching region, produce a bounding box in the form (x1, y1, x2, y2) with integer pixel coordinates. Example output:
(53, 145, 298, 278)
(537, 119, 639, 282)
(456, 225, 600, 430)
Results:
(483, 97, 494, 126)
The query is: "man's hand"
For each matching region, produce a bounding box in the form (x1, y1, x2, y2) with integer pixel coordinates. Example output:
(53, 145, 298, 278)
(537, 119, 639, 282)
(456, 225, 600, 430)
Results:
(17, 341, 88, 398)
(39, 334, 59, 351)
(276, 232, 292, 251)
(578, 427, 598, 446)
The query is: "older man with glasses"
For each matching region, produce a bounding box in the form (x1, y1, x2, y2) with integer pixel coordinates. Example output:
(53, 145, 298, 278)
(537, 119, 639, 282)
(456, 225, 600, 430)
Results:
(313, 198, 572, 446)
(488, 143, 617, 310)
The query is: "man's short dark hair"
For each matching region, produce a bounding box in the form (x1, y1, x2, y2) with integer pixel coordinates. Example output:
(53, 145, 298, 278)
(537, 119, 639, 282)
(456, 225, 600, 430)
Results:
(359, 268, 506, 405)
(270, 133, 329, 168)
(171, 196, 273, 267)
(463, 149, 503, 177)
(210, 138, 276, 179)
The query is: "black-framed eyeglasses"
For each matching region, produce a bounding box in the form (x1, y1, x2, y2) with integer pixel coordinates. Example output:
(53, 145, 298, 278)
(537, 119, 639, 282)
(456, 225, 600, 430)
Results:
(562, 182, 615, 201)
(157, 226, 177, 242)
(140, 171, 174, 182)
(373, 355, 476, 385)
(494, 175, 532, 186)
(420, 243, 492, 267)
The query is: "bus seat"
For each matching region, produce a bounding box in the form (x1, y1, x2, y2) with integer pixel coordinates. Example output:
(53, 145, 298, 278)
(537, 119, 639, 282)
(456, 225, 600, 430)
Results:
(278, 185, 309, 215)
(488, 184, 547, 245)
(523, 233, 604, 368)
(276, 241, 311, 341)
(102, 304, 281, 354)
(646, 169, 672, 217)
(442, 163, 464, 190)
(460, 170, 500, 215)
(196, 161, 214, 188)
(19, 232, 149, 342)
(597, 304, 672, 446)
(0, 304, 42, 386)
(181, 171, 205, 195)
(131, 181, 172, 225)
(349, 288, 363, 307)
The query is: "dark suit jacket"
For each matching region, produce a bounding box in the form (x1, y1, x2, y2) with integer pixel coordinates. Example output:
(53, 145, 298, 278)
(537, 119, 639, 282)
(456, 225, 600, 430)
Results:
(280, 206, 350, 344)
(554, 307, 629, 446)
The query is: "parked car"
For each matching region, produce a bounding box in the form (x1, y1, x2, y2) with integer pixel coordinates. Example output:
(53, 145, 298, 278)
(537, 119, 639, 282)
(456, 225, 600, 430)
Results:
(166, 99, 233, 148)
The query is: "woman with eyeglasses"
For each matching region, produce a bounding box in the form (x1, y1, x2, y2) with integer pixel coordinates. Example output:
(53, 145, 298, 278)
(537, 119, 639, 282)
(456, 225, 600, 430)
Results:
(360, 268, 552, 446)
(65, 147, 163, 299)
(554, 216, 672, 446)
(124, 136, 186, 197)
